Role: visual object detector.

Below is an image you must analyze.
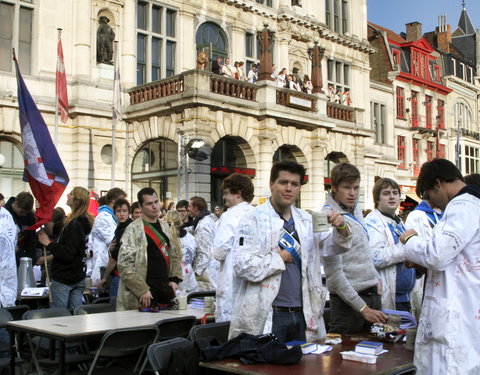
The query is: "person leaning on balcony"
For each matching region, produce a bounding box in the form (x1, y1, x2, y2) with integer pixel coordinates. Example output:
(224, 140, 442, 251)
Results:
(276, 68, 287, 87)
(222, 57, 234, 78)
(211, 56, 223, 75)
(247, 64, 258, 83)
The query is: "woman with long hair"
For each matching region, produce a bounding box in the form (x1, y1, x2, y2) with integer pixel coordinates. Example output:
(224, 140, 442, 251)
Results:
(38, 187, 93, 309)
(164, 211, 198, 294)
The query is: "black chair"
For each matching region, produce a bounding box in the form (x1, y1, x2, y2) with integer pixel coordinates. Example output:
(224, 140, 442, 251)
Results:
(85, 325, 159, 375)
(386, 365, 417, 375)
(92, 296, 112, 305)
(138, 315, 197, 373)
(323, 307, 331, 332)
(189, 321, 230, 344)
(74, 303, 116, 315)
(4, 305, 30, 321)
(0, 309, 25, 374)
(186, 291, 215, 303)
(147, 337, 193, 375)
(22, 307, 92, 375)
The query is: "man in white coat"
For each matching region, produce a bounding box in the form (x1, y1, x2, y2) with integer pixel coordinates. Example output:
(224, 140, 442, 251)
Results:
(365, 178, 418, 312)
(0, 206, 18, 307)
(400, 159, 480, 375)
(229, 161, 351, 342)
(212, 173, 254, 322)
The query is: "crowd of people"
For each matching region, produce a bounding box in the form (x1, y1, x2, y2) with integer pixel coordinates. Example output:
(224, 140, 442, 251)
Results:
(1, 160, 480, 374)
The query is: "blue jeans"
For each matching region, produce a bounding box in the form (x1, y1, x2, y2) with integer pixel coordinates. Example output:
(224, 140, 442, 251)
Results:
(109, 276, 120, 297)
(50, 279, 86, 310)
(272, 310, 306, 343)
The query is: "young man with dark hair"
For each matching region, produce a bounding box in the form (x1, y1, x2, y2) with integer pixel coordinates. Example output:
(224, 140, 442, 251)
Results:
(188, 196, 218, 290)
(176, 199, 192, 228)
(365, 178, 419, 312)
(5, 191, 36, 264)
(130, 201, 142, 219)
(212, 173, 255, 322)
(229, 161, 351, 342)
(116, 188, 182, 310)
(322, 163, 387, 334)
(399, 159, 480, 374)
(88, 187, 126, 284)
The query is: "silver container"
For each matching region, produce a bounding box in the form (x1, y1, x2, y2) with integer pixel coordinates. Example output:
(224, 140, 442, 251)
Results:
(17, 257, 36, 293)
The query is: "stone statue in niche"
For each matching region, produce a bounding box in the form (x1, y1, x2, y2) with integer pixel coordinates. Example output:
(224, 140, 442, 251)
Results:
(97, 16, 115, 64)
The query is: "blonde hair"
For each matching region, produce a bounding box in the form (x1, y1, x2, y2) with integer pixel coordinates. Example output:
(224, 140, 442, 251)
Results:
(164, 211, 183, 255)
(66, 187, 93, 226)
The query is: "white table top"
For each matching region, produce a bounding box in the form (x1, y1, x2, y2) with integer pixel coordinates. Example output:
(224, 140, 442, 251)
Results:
(7, 306, 207, 340)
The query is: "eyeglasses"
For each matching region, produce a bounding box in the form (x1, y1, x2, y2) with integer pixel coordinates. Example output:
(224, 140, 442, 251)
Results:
(177, 209, 187, 213)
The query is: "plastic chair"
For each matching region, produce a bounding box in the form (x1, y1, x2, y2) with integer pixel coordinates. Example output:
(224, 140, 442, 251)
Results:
(186, 291, 215, 303)
(74, 303, 116, 315)
(138, 315, 197, 373)
(189, 321, 230, 344)
(147, 337, 193, 375)
(0, 309, 24, 374)
(3, 305, 30, 321)
(85, 325, 159, 375)
(385, 365, 417, 375)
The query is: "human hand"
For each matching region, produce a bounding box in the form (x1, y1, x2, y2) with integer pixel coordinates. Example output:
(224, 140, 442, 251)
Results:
(139, 290, 153, 307)
(399, 229, 418, 244)
(37, 230, 51, 246)
(361, 306, 388, 324)
(279, 249, 294, 263)
(97, 279, 107, 291)
(327, 211, 344, 228)
(169, 282, 178, 294)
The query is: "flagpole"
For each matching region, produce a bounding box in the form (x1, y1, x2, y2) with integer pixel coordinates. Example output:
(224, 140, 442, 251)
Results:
(111, 41, 120, 188)
(54, 28, 62, 147)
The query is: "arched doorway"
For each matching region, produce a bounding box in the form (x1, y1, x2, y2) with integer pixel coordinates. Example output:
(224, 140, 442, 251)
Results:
(324, 151, 349, 193)
(0, 138, 27, 198)
(210, 136, 255, 209)
(196, 22, 228, 68)
(131, 138, 178, 204)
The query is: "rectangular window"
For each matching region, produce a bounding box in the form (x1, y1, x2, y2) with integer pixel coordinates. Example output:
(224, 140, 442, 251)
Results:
(245, 32, 260, 73)
(427, 141, 434, 161)
(136, 1, 177, 85)
(465, 146, 480, 174)
(245, 32, 254, 58)
(325, 0, 348, 35)
(371, 102, 386, 144)
(437, 99, 445, 130)
(0, 1, 33, 74)
(327, 59, 351, 103)
(412, 138, 420, 176)
(397, 136, 406, 169)
(411, 91, 418, 126)
(392, 49, 400, 67)
(425, 95, 432, 129)
(256, 0, 273, 6)
(396, 87, 405, 119)
(437, 144, 446, 159)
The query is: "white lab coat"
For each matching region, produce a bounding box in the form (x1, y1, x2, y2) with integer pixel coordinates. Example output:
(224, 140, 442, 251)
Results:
(404, 192, 480, 375)
(177, 232, 198, 295)
(192, 213, 218, 290)
(0, 207, 18, 307)
(88, 209, 116, 284)
(212, 202, 254, 322)
(229, 200, 352, 340)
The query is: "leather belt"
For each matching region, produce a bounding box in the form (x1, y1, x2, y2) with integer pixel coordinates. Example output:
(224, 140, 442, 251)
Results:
(272, 306, 303, 313)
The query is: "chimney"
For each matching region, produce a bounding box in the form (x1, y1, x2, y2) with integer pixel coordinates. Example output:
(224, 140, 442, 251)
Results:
(406, 21, 422, 42)
(436, 15, 451, 53)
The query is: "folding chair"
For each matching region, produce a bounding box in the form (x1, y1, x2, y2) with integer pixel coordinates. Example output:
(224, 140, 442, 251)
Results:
(189, 321, 230, 344)
(147, 338, 193, 375)
(73, 303, 115, 315)
(138, 315, 196, 373)
(22, 307, 92, 375)
(86, 325, 159, 375)
(0, 309, 24, 375)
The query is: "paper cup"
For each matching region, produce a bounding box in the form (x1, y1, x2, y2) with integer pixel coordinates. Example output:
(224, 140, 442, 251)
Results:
(177, 295, 187, 310)
(405, 327, 417, 351)
(204, 296, 215, 314)
(312, 212, 329, 232)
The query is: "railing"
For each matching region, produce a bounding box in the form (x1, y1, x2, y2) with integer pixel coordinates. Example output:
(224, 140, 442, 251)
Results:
(326, 102, 355, 122)
(128, 76, 184, 105)
(210, 76, 258, 101)
(276, 89, 316, 111)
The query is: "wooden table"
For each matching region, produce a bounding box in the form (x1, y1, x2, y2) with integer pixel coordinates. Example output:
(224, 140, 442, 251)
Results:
(200, 335, 414, 375)
(7, 306, 206, 374)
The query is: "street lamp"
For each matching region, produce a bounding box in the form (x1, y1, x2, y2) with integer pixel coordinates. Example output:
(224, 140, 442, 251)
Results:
(177, 134, 207, 200)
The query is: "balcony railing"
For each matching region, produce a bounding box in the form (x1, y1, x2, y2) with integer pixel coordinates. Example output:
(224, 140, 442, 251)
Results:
(210, 75, 258, 101)
(129, 76, 184, 105)
(276, 89, 316, 111)
(326, 102, 355, 122)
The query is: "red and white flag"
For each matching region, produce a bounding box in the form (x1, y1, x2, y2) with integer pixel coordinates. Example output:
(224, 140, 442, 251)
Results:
(56, 38, 69, 123)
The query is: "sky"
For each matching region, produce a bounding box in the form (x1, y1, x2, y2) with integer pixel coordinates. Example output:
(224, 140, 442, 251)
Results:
(367, 0, 480, 35)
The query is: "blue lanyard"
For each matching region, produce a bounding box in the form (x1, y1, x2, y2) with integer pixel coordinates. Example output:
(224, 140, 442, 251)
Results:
(344, 213, 369, 239)
(387, 221, 405, 244)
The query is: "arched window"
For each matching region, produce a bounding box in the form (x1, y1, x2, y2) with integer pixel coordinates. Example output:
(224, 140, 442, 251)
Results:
(196, 22, 228, 59)
(131, 138, 177, 203)
(0, 138, 28, 197)
(455, 101, 473, 131)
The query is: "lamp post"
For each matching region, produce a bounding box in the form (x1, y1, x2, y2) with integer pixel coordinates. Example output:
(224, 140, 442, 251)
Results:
(177, 133, 206, 200)
(308, 37, 325, 94)
(256, 20, 275, 82)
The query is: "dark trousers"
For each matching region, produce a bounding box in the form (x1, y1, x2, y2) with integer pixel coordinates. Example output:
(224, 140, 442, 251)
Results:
(329, 286, 382, 334)
(272, 310, 306, 343)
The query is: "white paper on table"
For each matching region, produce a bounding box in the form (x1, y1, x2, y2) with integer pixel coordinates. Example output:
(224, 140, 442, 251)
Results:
(311, 345, 333, 354)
